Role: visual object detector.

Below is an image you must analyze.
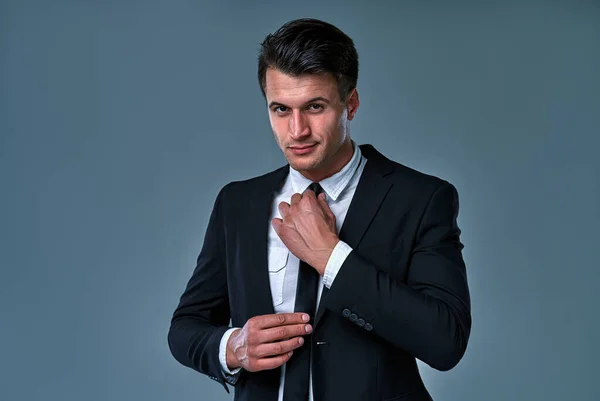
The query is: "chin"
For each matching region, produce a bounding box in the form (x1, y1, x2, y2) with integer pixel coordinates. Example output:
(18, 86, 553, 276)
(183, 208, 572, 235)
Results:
(285, 144, 331, 171)
(287, 156, 322, 172)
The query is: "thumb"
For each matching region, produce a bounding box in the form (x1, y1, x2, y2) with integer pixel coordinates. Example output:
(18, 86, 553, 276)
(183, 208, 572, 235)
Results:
(318, 193, 335, 221)
(318, 193, 329, 209)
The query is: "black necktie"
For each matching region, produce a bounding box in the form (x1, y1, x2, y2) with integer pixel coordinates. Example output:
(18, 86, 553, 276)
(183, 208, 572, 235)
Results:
(283, 182, 323, 401)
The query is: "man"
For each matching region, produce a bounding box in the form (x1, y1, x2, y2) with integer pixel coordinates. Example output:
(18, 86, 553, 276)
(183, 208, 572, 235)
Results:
(168, 18, 471, 401)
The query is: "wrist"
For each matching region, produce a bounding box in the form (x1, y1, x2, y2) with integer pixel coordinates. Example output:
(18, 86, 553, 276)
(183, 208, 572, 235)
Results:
(226, 329, 241, 370)
(317, 236, 340, 275)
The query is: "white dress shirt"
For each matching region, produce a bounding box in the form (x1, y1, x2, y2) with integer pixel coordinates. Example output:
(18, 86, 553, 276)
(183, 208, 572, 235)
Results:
(218, 140, 367, 401)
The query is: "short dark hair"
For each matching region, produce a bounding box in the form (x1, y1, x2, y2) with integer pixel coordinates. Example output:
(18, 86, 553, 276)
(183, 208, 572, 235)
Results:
(257, 18, 359, 102)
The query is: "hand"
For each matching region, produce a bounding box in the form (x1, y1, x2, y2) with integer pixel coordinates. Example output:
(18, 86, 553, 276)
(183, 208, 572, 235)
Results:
(271, 190, 339, 275)
(226, 313, 313, 372)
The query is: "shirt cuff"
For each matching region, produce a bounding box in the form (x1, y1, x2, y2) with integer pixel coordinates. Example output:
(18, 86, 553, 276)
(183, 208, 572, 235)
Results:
(219, 327, 242, 382)
(323, 240, 353, 288)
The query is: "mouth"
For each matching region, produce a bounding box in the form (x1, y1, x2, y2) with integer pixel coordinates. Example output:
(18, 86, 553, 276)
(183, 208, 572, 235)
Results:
(289, 143, 317, 155)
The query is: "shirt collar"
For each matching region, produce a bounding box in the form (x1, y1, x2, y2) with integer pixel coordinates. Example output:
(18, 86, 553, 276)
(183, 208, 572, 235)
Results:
(289, 140, 362, 201)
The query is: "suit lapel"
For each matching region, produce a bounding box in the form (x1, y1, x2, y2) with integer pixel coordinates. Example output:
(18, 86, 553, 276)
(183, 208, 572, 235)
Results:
(313, 144, 395, 327)
(243, 165, 289, 318)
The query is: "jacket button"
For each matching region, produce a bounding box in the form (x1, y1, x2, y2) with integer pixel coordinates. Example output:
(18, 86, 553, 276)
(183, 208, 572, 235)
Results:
(350, 313, 358, 322)
(342, 308, 351, 318)
(364, 323, 373, 331)
(357, 318, 365, 327)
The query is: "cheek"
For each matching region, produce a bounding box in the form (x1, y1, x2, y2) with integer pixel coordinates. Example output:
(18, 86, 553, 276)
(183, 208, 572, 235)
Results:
(270, 118, 287, 146)
(321, 116, 343, 141)
(312, 114, 334, 136)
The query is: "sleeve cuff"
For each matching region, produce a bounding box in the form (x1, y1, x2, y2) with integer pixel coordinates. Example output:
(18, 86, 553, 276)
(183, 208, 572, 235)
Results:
(323, 240, 353, 288)
(219, 327, 242, 382)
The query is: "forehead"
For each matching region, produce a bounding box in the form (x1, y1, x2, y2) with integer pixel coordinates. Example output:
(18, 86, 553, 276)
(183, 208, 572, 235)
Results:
(264, 68, 339, 103)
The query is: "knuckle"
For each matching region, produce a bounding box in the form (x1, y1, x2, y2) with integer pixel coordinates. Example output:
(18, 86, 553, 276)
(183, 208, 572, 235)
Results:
(268, 358, 280, 369)
(274, 343, 283, 354)
(277, 327, 287, 338)
(277, 314, 286, 324)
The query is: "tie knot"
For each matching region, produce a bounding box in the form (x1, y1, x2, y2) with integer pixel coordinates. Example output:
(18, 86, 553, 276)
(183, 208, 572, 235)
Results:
(308, 182, 323, 196)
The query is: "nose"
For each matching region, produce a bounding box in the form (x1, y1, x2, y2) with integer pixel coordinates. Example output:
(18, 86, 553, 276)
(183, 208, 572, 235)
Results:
(289, 110, 310, 139)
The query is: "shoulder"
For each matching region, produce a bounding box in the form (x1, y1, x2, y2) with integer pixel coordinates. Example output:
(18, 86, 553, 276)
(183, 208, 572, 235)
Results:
(392, 162, 457, 198)
(362, 143, 456, 197)
(359, 144, 459, 218)
(389, 161, 459, 211)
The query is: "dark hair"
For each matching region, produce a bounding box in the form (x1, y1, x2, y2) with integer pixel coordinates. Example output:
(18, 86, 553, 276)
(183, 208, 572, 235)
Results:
(257, 18, 359, 101)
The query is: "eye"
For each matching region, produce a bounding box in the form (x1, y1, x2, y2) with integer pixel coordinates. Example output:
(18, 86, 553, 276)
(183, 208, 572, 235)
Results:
(308, 104, 323, 111)
(274, 105, 289, 113)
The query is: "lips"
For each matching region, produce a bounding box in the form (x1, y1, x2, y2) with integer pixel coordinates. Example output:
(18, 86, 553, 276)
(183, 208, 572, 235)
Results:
(289, 143, 317, 155)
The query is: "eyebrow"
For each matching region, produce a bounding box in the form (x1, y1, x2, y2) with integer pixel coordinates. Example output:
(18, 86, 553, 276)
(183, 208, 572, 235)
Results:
(268, 97, 331, 109)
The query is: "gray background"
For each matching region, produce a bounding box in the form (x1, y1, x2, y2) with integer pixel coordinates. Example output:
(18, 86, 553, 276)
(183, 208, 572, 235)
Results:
(1, 1, 599, 400)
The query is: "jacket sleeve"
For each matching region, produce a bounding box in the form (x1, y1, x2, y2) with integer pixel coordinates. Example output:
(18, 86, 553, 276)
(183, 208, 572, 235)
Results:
(323, 182, 472, 371)
(167, 185, 232, 393)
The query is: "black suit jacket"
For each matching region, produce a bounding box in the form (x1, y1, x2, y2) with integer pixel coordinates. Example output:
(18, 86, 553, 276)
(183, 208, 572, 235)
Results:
(168, 144, 471, 401)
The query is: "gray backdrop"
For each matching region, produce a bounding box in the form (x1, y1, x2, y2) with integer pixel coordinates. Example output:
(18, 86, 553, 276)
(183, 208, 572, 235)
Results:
(1, 1, 599, 400)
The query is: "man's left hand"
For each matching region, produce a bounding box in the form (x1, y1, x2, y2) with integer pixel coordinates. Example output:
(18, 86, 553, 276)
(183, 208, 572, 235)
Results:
(272, 190, 339, 275)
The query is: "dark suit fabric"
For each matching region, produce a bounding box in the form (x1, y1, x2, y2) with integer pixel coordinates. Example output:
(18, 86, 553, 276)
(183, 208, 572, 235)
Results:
(168, 144, 471, 401)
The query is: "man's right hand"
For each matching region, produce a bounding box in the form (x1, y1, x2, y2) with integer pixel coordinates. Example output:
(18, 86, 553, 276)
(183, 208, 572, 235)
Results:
(226, 313, 312, 372)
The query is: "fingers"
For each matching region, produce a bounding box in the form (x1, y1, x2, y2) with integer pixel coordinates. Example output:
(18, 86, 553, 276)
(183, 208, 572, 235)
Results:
(240, 313, 313, 372)
(317, 192, 328, 209)
(317, 193, 336, 221)
(251, 313, 310, 330)
(271, 217, 282, 233)
(251, 351, 295, 371)
(252, 336, 306, 359)
(281, 191, 326, 218)
(290, 193, 302, 206)
(305, 191, 330, 214)
(318, 192, 330, 211)
(278, 201, 290, 218)
(260, 322, 313, 343)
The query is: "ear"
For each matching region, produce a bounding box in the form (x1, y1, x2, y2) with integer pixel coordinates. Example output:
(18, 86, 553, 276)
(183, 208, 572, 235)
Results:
(346, 88, 360, 120)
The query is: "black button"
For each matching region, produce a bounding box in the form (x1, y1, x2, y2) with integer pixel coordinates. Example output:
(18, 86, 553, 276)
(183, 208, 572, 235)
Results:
(357, 318, 365, 327)
(342, 308, 351, 318)
(350, 313, 358, 322)
(364, 323, 373, 331)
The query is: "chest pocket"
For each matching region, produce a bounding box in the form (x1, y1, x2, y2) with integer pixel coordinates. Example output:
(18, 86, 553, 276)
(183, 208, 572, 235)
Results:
(268, 247, 289, 306)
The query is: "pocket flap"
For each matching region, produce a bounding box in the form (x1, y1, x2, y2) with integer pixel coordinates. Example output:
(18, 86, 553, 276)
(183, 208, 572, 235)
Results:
(268, 248, 289, 273)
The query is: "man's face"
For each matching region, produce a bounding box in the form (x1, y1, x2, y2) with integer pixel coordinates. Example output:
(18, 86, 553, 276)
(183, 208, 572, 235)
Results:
(264, 68, 359, 178)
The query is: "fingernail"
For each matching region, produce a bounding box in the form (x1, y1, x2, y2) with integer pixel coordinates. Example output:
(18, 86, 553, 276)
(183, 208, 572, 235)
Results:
(302, 314, 310, 322)
(288, 351, 293, 356)
(298, 337, 304, 345)
(305, 324, 312, 333)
